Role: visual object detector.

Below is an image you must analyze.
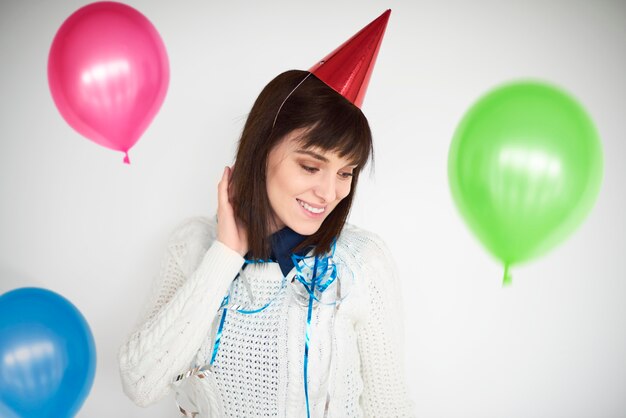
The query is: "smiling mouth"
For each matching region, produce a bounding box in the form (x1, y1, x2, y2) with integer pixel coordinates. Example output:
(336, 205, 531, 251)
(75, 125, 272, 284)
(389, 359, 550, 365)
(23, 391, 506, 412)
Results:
(297, 199, 326, 214)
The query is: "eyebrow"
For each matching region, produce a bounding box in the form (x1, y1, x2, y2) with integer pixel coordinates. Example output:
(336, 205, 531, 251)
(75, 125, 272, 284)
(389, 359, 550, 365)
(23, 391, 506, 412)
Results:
(294, 149, 359, 168)
(295, 149, 329, 162)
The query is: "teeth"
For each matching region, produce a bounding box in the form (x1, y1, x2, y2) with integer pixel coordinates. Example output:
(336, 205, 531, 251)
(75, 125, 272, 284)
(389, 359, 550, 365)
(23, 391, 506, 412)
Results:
(298, 200, 325, 214)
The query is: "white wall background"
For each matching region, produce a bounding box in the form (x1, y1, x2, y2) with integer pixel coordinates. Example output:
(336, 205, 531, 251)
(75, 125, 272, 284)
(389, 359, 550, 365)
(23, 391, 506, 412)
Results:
(1, 0, 625, 417)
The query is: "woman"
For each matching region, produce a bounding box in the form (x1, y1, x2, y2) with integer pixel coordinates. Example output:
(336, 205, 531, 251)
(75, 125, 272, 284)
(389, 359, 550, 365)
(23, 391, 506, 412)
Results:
(119, 10, 414, 417)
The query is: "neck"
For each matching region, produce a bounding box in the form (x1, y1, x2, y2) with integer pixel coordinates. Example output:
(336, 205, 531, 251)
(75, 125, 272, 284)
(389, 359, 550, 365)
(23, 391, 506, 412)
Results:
(267, 216, 286, 235)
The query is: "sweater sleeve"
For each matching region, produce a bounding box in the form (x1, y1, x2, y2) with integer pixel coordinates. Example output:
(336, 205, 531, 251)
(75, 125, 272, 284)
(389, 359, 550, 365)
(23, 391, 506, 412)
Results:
(118, 218, 244, 407)
(356, 234, 415, 417)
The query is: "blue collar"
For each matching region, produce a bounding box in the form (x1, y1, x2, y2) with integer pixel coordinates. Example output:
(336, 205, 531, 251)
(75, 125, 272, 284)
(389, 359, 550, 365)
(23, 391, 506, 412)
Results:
(244, 227, 310, 276)
(270, 226, 310, 276)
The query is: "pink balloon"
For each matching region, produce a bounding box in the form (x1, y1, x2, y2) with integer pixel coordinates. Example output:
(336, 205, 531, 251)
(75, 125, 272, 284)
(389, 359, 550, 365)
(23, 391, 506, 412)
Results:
(48, 2, 169, 164)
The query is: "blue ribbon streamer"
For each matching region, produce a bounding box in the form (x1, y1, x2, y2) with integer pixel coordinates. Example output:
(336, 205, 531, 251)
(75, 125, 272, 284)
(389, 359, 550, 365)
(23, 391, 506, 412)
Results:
(209, 263, 286, 366)
(290, 241, 338, 418)
(210, 297, 229, 365)
(302, 258, 318, 418)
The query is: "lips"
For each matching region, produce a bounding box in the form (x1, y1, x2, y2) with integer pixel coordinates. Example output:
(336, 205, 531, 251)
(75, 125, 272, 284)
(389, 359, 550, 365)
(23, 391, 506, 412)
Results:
(297, 199, 326, 215)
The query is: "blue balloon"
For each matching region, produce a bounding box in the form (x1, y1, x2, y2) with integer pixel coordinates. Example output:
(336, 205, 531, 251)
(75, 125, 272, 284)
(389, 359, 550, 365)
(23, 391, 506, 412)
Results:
(0, 288, 96, 418)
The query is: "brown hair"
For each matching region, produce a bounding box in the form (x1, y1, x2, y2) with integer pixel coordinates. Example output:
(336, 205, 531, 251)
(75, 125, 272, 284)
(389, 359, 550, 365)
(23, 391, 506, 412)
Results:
(230, 70, 373, 259)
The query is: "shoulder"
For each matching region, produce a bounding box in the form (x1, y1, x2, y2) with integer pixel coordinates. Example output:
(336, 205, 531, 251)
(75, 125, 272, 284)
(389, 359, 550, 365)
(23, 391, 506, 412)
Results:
(167, 216, 217, 247)
(166, 217, 218, 272)
(334, 224, 403, 325)
(334, 223, 396, 277)
(336, 223, 392, 259)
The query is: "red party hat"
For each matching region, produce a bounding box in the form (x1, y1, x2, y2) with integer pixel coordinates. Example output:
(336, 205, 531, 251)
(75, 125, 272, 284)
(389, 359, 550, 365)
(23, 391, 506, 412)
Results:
(309, 9, 391, 108)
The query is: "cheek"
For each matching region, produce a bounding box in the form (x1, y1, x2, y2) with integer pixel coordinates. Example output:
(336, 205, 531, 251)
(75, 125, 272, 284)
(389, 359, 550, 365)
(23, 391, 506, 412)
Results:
(337, 181, 352, 200)
(270, 166, 308, 197)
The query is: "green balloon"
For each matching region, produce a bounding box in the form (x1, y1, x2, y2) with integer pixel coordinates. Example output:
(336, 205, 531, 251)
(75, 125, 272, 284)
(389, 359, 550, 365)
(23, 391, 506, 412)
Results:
(448, 81, 603, 284)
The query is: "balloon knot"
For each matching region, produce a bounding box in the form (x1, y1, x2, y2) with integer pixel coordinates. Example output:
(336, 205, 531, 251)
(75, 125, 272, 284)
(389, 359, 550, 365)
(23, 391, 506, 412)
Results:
(502, 264, 512, 287)
(123, 152, 130, 165)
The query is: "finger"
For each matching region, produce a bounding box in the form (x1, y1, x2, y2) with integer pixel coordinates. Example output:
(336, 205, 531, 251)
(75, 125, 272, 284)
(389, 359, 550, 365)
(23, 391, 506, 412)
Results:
(218, 167, 230, 208)
(227, 165, 235, 203)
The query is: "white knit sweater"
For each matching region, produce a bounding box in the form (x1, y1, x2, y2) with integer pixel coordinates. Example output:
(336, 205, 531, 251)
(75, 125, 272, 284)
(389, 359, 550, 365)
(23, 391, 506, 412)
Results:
(118, 217, 414, 417)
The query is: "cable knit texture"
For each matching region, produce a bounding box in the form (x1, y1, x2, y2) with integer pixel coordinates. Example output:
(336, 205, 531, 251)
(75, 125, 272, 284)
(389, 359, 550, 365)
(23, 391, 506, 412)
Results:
(119, 217, 414, 417)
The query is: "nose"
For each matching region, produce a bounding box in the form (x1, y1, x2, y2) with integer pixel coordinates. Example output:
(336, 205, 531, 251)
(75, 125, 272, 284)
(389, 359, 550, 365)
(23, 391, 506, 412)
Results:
(314, 172, 337, 203)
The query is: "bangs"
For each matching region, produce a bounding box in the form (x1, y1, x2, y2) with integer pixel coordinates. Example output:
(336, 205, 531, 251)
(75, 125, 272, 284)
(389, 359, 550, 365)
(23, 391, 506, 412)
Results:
(297, 109, 373, 168)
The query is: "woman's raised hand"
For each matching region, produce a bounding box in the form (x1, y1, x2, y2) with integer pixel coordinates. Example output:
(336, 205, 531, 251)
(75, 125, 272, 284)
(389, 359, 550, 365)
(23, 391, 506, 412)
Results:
(217, 166, 249, 256)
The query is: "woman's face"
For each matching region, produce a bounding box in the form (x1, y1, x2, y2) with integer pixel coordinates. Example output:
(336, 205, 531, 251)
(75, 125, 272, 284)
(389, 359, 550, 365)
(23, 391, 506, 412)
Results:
(266, 129, 357, 236)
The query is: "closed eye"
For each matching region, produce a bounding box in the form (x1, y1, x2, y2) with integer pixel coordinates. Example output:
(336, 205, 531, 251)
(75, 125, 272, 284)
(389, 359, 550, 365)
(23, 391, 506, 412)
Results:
(339, 172, 354, 179)
(301, 165, 319, 173)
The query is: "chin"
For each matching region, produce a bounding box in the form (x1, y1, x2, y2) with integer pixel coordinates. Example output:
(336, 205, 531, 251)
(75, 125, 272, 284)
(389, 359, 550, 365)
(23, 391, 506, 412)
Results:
(288, 221, 323, 236)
